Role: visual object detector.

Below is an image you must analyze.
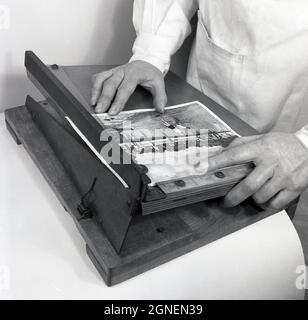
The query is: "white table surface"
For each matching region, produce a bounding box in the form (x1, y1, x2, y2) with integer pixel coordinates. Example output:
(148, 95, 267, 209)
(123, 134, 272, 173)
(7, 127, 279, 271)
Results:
(0, 113, 305, 300)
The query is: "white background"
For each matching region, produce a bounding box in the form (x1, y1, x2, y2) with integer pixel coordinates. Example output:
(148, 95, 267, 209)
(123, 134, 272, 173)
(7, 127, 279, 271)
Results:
(0, 0, 135, 111)
(0, 0, 192, 113)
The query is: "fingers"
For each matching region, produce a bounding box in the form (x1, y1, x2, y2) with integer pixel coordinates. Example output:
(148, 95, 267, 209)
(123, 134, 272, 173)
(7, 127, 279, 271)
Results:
(91, 70, 114, 106)
(252, 177, 282, 205)
(108, 79, 138, 115)
(266, 190, 300, 211)
(208, 141, 259, 172)
(223, 164, 274, 207)
(91, 61, 168, 115)
(95, 70, 125, 113)
(147, 79, 167, 113)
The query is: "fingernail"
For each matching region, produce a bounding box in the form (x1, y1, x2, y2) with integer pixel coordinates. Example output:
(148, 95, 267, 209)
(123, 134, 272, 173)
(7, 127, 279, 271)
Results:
(94, 106, 101, 114)
(222, 198, 234, 208)
(157, 106, 164, 114)
(96, 102, 108, 114)
(109, 110, 117, 116)
(108, 104, 120, 116)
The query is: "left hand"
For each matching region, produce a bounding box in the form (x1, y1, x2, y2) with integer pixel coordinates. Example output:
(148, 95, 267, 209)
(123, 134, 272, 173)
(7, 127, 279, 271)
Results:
(208, 132, 308, 210)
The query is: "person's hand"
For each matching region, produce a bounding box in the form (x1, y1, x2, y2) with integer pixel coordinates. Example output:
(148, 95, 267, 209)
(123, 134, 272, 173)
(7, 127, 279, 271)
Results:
(208, 132, 308, 211)
(91, 60, 167, 115)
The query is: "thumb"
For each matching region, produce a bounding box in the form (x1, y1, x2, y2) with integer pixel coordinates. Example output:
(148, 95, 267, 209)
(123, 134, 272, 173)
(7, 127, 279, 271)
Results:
(150, 79, 168, 113)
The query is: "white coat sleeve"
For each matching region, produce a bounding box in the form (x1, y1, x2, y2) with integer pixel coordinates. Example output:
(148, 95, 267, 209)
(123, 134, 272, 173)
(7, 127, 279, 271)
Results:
(129, 0, 198, 75)
(295, 125, 308, 150)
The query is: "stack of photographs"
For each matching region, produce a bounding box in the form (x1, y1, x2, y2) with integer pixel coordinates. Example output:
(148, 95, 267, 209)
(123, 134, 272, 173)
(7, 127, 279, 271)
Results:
(94, 101, 251, 214)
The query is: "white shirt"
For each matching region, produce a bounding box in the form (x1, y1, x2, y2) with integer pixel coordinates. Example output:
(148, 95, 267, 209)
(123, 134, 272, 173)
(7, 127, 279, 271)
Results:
(129, 0, 308, 148)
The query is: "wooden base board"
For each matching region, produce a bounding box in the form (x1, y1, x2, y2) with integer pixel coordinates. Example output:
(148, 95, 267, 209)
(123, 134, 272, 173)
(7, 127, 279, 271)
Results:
(4, 104, 274, 286)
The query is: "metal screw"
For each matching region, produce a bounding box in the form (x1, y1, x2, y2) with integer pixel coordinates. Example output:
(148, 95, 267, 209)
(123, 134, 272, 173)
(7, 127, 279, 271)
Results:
(215, 171, 226, 179)
(51, 64, 59, 70)
(156, 227, 165, 233)
(175, 180, 186, 187)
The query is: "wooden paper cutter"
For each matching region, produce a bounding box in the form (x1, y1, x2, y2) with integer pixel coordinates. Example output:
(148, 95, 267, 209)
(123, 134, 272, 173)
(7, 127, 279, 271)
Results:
(4, 52, 275, 286)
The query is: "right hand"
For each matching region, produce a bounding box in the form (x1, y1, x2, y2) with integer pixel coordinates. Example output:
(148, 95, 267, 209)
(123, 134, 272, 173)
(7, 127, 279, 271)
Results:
(91, 60, 167, 115)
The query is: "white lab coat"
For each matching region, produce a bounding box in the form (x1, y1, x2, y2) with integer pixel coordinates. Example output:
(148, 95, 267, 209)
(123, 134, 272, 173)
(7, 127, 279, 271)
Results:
(129, 0, 308, 147)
